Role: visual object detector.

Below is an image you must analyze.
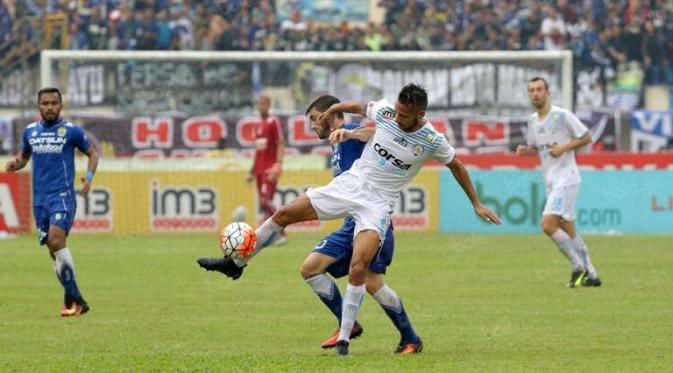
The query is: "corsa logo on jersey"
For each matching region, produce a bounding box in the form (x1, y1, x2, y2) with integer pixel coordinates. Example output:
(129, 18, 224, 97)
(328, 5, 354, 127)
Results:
(373, 143, 411, 170)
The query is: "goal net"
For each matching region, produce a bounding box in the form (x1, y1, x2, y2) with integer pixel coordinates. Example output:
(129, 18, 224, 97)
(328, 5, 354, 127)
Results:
(2, 50, 571, 237)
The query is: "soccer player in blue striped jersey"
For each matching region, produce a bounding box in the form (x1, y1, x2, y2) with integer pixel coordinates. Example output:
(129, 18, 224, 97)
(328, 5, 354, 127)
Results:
(201, 84, 501, 356)
(5, 87, 99, 316)
(301, 95, 423, 353)
(517, 77, 601, 287)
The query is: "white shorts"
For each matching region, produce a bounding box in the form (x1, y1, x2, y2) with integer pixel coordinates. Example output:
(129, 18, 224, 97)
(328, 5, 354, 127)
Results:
(543, 184, 580, 221)
(306, 173, 392, 242)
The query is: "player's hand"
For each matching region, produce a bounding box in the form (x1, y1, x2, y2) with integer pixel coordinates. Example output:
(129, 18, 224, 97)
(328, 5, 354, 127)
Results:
(474, 203, 501, 225)
(245, 174, 254, 184)
(548, 143, 564, 157)
(265, 163, 281, 183)
(79, 177, 92, 197)
(515, 145, 528, 156)
(328, 129, 352, 145)
(316, 109, 335, 128)
(5, 159, 19, 172)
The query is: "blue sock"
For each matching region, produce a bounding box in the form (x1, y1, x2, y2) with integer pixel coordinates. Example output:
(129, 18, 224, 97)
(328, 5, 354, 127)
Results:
(373, 285, 419, 343)
(54, 248, 82, 300)
(305, 274, 343, 324)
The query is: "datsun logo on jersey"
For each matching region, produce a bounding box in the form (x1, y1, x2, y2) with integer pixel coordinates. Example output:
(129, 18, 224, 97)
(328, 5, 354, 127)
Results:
(28, 136, 67, 153)
(73, 187, 113, 232)
(150, 179, 218, 231)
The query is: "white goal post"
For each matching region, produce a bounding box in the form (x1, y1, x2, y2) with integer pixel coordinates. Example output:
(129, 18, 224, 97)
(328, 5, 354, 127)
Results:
(40, 50, 573, 112)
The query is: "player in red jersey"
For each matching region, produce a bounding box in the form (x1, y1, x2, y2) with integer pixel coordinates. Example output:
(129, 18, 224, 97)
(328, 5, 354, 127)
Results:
(246, 94, 287, 244)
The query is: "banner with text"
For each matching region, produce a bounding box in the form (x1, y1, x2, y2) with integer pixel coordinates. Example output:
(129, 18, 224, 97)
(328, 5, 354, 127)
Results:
(10, 110, 618, 157)
(440, 170, 673, 234)
(41, 60, 563, 115)
(0, 172, 31, 234)
(631, 111, 673, 151)
(58, 169, 440, 235)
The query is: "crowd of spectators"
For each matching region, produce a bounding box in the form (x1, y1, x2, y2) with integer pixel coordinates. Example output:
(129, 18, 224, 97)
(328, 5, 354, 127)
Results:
(1, 0, 673, 84)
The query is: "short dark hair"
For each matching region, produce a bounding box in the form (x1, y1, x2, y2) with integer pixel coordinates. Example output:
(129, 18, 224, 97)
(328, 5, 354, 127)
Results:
(37, 87, 62, 103)
(528, 77, 549, 90)
(397, 83, 428, 110)
(305, 95, 343, 119)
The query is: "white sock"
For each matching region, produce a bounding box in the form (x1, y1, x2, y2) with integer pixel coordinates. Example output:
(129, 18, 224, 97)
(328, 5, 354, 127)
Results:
(233, 218, 283, 267)
(337, 283, 366, 342)
(54, 248, 76, 275)
(550, 230, 584, 271)
(372, 285, 402, 313)
(573, 235, 598, 279)
(305, 274, 336, 299)
(48, 251, 59, 279)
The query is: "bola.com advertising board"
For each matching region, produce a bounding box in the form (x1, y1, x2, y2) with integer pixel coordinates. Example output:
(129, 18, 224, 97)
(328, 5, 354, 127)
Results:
(439, 170, 673, 234)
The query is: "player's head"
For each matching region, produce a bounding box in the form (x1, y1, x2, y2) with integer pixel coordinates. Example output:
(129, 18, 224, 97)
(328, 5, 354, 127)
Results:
(395, 83, 427, 132)
(306, 95, 343, 139)
(255, 94, 271, 117)
(527, 77, 549, 109)
(37, 87, 63, 122)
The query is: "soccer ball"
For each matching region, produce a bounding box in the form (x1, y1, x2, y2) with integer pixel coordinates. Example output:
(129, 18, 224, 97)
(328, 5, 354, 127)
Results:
(220, 222, 256, 260)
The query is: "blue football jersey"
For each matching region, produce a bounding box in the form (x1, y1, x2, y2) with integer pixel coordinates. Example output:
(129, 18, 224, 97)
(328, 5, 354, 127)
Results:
(21, 119, 91, 206)
(330, 123, 367, 177)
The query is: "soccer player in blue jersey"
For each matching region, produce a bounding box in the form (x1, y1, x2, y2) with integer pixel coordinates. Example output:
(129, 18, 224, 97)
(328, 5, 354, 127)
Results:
(5, 87, 99, 316)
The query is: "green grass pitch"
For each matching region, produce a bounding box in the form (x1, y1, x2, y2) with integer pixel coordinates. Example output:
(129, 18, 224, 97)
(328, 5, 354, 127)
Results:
(1, 233, 672, 372)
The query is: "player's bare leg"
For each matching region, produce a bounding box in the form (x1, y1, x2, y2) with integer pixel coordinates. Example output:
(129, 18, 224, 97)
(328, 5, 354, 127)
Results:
(301, 253, 364, 348)
(542, 215, 586, 287)
(365, 273, 423, 354)
(47, 225, 88, 316)
(335, 230, 380, 356)
(561, 220, 601, 286)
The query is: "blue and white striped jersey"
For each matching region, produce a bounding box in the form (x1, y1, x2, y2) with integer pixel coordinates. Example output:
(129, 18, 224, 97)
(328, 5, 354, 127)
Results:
(343, 99, 455, 205)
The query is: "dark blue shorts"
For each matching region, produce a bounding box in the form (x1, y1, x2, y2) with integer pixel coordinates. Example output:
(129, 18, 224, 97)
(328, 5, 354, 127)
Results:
(33, 195, 76, 245)
(312, 218, 394, 278)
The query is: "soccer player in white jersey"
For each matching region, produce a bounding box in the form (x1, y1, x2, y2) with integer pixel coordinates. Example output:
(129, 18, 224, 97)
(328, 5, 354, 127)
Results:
(202, 84, 501, 356)
(516, 77, 601, 288)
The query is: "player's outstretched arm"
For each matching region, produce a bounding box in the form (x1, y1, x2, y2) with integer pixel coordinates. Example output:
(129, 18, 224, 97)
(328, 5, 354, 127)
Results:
(79, 147, 99, 197)
(5, 153, 30, 172)
(326, 101, 367, 116)
(317, 101, 366, 128)
(515, 144, 538, 156)
(328, 126, 375, 144)
(446, 157, 501, 225)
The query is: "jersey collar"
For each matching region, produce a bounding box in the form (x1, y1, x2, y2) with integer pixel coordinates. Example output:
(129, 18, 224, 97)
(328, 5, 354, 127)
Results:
(41, 118, 64, 128)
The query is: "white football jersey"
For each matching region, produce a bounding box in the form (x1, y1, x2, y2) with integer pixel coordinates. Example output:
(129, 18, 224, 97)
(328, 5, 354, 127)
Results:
(526, 105, 589, 188)
(344, 99, 455, 205)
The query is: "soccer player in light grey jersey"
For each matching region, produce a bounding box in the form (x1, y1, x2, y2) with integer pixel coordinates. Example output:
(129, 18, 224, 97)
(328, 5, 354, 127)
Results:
(516, 77, 601, 288)
(199, 84, 501, 357)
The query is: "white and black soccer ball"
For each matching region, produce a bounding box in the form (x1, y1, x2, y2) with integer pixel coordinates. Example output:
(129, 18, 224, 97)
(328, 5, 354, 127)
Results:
(220, 222, 256, 260)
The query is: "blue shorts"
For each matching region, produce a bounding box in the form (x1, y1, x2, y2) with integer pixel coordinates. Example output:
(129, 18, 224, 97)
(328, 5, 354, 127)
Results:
(312, 217, 395, 278)
(33, 196, 76, 245)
